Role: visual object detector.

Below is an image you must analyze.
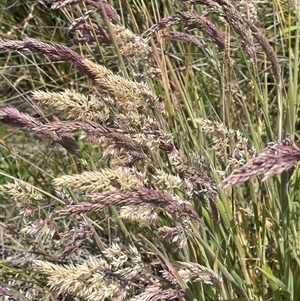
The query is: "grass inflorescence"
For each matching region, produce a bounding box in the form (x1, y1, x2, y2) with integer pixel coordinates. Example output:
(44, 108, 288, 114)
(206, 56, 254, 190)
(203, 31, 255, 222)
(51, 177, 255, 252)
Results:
(1, 0, 300, 300)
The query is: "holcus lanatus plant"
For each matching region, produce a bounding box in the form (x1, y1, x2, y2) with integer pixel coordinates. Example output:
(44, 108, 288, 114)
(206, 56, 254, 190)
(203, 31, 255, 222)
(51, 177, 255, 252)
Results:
(1, 1, 300, 301)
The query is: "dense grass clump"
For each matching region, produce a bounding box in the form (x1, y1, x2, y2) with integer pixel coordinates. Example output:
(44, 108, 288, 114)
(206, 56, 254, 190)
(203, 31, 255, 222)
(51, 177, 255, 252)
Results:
(1, 1, 300, 300)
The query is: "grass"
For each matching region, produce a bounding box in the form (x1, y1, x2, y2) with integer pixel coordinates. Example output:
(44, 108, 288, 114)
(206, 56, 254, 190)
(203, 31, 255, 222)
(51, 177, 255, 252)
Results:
(0, 0, 300, 300)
